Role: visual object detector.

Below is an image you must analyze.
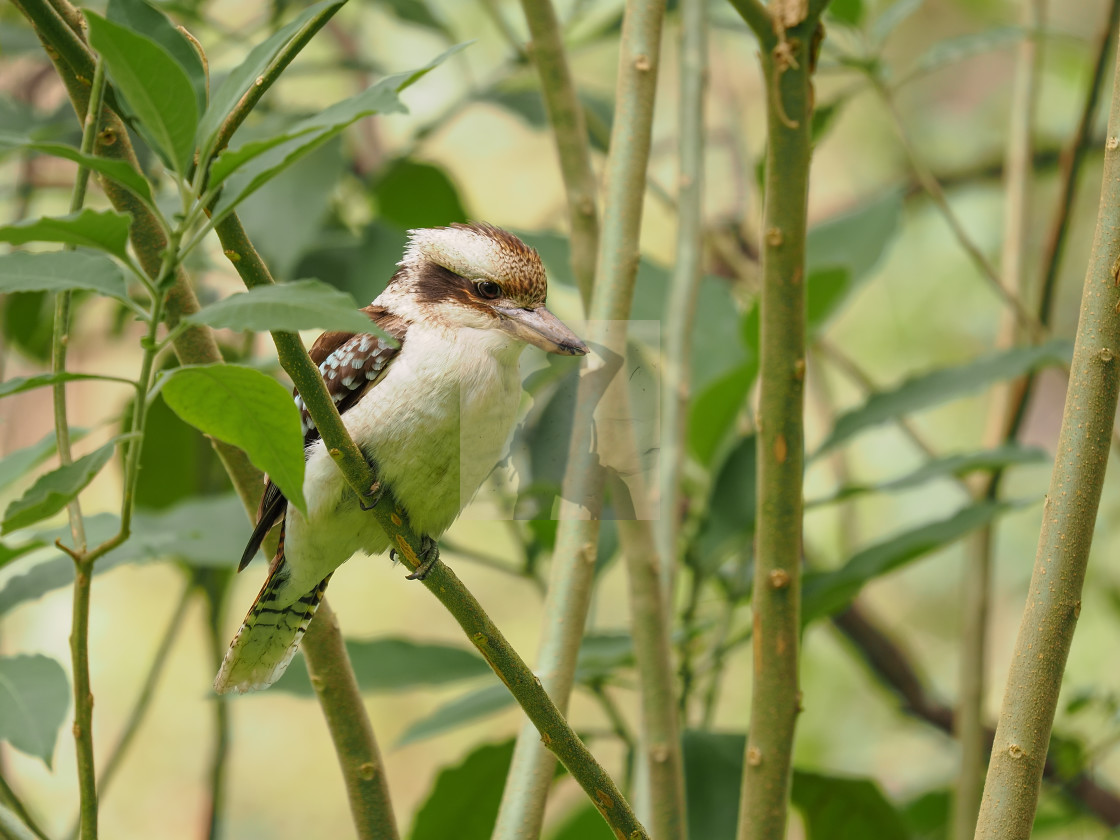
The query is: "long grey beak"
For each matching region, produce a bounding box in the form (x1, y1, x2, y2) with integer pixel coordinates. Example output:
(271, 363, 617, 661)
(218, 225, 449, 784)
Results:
(495, 305, 588, 356)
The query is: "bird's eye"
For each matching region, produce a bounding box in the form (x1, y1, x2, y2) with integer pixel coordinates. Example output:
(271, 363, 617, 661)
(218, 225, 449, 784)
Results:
(475, 280, 502, 300)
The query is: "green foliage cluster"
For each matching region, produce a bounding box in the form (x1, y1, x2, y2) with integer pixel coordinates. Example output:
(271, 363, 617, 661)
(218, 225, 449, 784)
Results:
(0, 0, 1117, 838)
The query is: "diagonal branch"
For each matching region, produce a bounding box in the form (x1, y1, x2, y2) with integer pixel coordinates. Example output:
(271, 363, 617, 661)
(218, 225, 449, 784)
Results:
(213, 213, 649, 839)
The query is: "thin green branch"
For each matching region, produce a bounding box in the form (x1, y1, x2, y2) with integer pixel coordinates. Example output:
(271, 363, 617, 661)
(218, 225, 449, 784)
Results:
(831, 601, 1120, 828)
(499, 0, 684, 834)
(974, 25, 1120, 839)
(955, 4, 1044, 838)
(727, 0, 776, 46)
(871, 76, 1044, 341)
(479, 0, 529, 62)
(659, 0, 707, 591)
(53, 56, 107, 840)
(200, 571, 232, 840)
(518, 0, 599, 305)
(211, 213, 399, 840)
(737, 10, 820, 839)
(0, 774, 50, 840)
(95, 578, 193, 802)
(195, 1, 344, 181)
(13, 6, 397, 839)
(302, 600, 399, 840)
(1034, 0, 1120, 330)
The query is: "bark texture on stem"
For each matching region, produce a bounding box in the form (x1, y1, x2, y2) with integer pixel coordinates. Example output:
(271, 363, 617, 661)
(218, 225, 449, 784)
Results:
(731, 6, 820, 839)
(975, 26, 1120, 840)
(302, 600, 399, 840)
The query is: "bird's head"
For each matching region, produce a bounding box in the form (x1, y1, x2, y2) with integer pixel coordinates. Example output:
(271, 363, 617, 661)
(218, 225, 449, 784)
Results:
(385, 222, 588, 356)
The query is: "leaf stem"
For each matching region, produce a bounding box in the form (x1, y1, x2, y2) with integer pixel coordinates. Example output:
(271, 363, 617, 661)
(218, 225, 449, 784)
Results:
(975, 22, 1120, 838)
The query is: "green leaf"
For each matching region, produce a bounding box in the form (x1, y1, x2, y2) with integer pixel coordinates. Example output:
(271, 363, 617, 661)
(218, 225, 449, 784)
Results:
(807, 444, 1049, 506)
(805, 191, 902, 324)
(0, 372, 129, 400)
(870, 0, 924, 46)
(477, 84, 615, 153)
(815, 340, 1072, 455)
(129, 386, 232, 510)
(397, 682, 511, 746)
(2, 440, 119, 534)
(160, 364, 307, 514)
(198, 0, 346, 155)
(906, 26, 1029, 81)
(0, 654, 69, 767)
(901, 789, 950, 840)
(801, 500, 1028, 624)
(409, 740, 513, 840)
(0, 250, 131, 304)
(0, 497, 248, 617)
(548, 805, 615, 840)
(682, 731, 913, 840)
(792, 770, 910, 839)
(0, 137, 154, 205)
(0, 209, 132, 261)
(271, 637, 491, 695)
(0, 540, 46, 573)
(107, 0, 206, 117)
(0, 433, 63, 495)
(237, 137, 346, 280)
(210, 44, 468, 220)
(382, 0, 454, 39)
(688, 361, 757, 465)
(186, 279, 389, 336)
(826, 0, 863, 26)
(86, 11, 199, 174)
(575, 631, 635, 681)
(0, 801, 40, 840)
(373, 158, 468, 230)
(683, 730, 745, 839)
(693, 435, 757, 576)
(810, 100, 844, 145)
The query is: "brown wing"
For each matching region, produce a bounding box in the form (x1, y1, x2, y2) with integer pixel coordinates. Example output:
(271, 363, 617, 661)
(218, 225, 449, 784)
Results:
(296, 305, 409, 445)
(237, 305, 409, 572)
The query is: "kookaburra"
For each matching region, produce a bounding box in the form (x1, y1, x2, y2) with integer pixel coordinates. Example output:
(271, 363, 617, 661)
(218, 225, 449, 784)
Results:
(214, 223, 587, 694)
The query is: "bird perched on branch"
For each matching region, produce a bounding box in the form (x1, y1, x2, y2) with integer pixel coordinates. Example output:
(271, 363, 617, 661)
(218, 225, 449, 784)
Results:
(214, 223, 588, 694)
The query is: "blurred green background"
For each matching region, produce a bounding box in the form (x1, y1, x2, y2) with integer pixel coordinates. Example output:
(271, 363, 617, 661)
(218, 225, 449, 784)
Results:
(1, 0, 1118, 837)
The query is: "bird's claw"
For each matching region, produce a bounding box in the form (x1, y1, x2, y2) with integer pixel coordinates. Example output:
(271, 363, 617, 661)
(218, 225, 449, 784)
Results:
(359, 478, 383, 511)
(406, 536, 440, 581)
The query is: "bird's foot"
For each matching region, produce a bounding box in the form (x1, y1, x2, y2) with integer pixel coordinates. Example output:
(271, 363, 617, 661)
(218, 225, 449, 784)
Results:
(405, 536, 440, 581)
(359, 478, 383, 511)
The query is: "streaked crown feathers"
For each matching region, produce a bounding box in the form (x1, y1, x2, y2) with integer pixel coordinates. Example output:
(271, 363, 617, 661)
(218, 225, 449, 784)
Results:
(399, 222, 548, 306)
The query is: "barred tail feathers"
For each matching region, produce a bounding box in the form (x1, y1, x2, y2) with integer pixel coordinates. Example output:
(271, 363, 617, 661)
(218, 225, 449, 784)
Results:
(213, 563, 333, 694)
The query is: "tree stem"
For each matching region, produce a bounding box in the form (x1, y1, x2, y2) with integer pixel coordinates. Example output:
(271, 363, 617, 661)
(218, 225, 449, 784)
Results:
(658, 0, 707, 593)
(730, 5, 820, 838)
(975, 18, 1120, 838)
